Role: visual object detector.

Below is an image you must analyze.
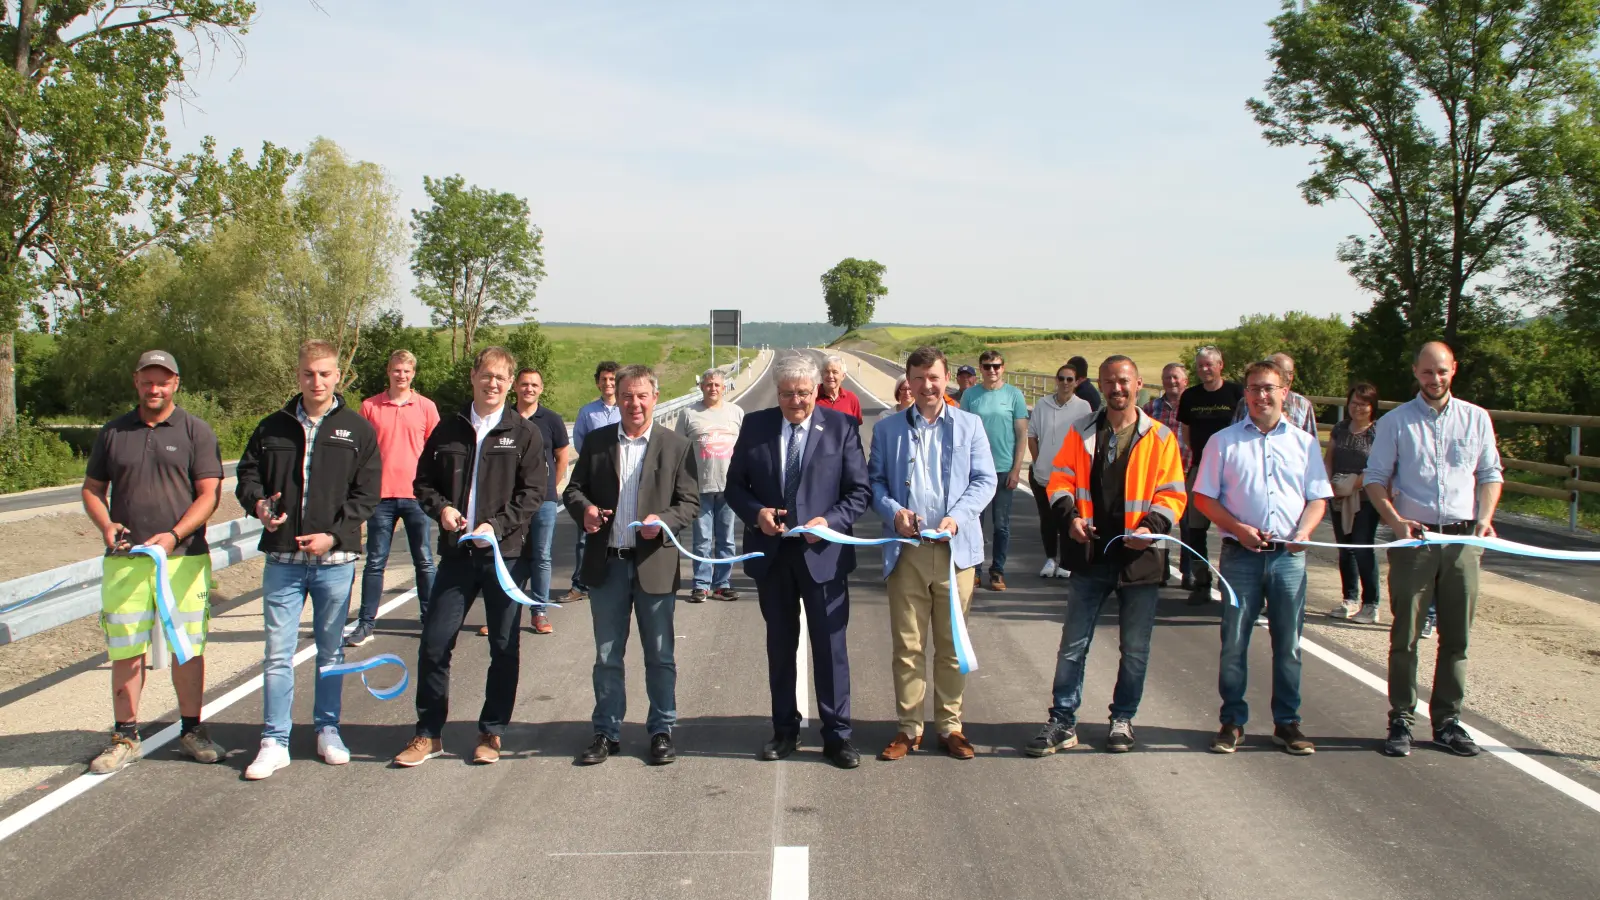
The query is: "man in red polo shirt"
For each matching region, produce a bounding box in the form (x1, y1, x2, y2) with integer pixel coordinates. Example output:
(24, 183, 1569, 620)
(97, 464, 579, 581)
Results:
(816, 354, 863, 424)
(348, 349, 441, 646)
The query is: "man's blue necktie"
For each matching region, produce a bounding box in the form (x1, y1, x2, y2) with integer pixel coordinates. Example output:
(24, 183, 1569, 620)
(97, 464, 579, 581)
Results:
(783, 422, 802, 526)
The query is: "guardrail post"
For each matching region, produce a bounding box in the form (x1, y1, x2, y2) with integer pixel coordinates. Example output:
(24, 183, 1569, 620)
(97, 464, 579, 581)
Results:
(149, 620, 170, 670)
(1572, 425, 1582, 533)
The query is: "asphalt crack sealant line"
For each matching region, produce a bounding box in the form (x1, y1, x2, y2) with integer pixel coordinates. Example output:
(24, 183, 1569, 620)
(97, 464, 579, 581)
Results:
(0, 587, 420, 843)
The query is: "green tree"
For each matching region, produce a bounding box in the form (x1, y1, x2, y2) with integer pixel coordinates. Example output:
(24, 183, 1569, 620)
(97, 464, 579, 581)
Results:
(1249, 0, 1600, 379)
(502, 319, 555, 404)
(821, 258, 887, 332)
(1188, 311, 1351, 400)
(410, 175, 545, 363)
(0, 1, 275, 430)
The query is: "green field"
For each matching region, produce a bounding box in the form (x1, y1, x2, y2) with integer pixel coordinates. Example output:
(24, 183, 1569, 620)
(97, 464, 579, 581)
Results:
(839, 326, 1216, 383)
(538, 325, 743, 419)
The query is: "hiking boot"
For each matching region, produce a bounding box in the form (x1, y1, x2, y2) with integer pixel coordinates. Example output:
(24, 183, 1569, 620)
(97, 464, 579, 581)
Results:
(393, 735, 444, 767)
(988, 572, 1007, 592)
(712, 587, 740, 601)
(1272, 723, 1315, 756)
(1106, 718, 1136, 753)
(89, 732, 142, 775)
(531, 611, 553, 634)
(473, 734, 502, 764)
(1327, 599, 1360, 619)
(244, 739, 291, 781)
(878, 732, 921, 761)
(178, 725, 225, 764)
(687, 589, 708, 603)
(1351, 605, 1382, 625)
(1024, 721, 1077, 757)
(1210, 724, 1244, 754)
(1433, 719, 1480, 757)
(343, 623, 374, 647)
(317, 726, 350, 765)
(1383, 718, 1413, 757)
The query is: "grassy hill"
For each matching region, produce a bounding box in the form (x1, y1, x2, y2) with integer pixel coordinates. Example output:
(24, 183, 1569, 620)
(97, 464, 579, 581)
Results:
(836, 326, 1220, 381)
(540, 325, 750, 418)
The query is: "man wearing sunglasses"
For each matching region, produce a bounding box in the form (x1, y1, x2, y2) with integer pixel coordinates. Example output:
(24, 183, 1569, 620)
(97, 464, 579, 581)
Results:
(961, 350, 1029, 591)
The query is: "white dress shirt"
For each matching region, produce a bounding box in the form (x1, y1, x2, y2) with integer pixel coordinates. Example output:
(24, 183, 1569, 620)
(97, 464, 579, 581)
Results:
(464, 403, 504, 531)
(777, 414, 813, 493)
(611, 423, 653, 547)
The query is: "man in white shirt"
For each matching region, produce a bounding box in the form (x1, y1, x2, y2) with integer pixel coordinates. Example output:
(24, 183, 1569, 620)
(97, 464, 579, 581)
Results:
(1027, 362, 1091, 578)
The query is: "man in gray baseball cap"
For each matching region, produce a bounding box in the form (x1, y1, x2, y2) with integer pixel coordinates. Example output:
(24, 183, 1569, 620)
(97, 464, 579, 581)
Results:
(136, 350, 179, 374)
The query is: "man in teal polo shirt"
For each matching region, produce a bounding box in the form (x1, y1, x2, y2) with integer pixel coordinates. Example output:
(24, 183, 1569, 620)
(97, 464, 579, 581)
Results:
(962, 349, 1029, 591)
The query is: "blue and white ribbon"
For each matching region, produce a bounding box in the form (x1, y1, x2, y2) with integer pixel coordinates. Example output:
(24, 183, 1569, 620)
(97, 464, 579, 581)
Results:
(625, 520, 766, 564)
(319, 653, 409, 701)
(785, 523, 916, 547)
(1106, 533, 1243, 608)
(456, 533, 561, 608)
(126, 544, 198, 665)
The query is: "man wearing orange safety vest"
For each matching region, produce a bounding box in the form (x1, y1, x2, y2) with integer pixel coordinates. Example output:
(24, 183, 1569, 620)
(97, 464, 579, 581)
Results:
(1026, 355, 1186, 756)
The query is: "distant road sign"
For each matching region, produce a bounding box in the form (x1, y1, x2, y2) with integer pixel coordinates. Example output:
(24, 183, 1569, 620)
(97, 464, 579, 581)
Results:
(711, 309, 741, 346)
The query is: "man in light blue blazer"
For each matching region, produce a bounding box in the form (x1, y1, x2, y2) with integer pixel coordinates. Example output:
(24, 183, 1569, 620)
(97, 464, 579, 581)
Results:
(867, 345, 997, 761)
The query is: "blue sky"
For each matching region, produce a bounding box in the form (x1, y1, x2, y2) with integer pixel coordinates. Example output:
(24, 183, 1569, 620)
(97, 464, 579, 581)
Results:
(164, 0, 1371, 329)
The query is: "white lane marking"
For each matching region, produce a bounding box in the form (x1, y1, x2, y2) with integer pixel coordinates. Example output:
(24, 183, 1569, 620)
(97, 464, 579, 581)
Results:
(0, 588, 420, 843)
(771, 845, 810, 900)
(796, 604, 810, 730)
(1167, 561, 1600, 814)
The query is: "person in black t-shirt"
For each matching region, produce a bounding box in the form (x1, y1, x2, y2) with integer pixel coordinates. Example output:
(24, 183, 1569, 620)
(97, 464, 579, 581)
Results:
(1176, 346, 1243, 605)
(1068, 355, 1101, 411)
(509, 367, 570, 636)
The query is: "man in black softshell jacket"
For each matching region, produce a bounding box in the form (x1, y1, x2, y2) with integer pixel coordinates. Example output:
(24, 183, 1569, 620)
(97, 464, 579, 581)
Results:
(234, 340, 380, 780)
(392, 346, 548, 768)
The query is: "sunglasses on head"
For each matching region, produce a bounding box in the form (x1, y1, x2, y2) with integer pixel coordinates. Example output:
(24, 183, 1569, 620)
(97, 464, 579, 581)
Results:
(980, 363, 1003, 371)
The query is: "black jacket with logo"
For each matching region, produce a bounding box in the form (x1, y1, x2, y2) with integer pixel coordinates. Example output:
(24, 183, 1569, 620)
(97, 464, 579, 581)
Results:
(413, 404, 547, 560)
(235, 395, 382, 555)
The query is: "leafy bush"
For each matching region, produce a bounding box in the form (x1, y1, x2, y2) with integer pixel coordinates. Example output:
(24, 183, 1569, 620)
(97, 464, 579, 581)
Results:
(0, 420, 81, 493)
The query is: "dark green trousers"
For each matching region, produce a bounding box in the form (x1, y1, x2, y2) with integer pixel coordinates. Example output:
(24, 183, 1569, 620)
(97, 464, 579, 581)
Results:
(1386, 543, 1482, 727)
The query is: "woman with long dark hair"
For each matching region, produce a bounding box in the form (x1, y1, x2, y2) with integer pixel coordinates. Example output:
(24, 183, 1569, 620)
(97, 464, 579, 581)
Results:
(1326, 382, 1383, 623)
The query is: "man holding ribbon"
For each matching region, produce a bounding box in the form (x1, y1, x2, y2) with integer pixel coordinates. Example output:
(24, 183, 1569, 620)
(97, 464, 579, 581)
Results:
(565, 364, 700, 766)
(236, 340, 381, 780)
(82, 350, 227, 774)
(868, 345, 997, 761)
(1364, 341, 1503, 759)
(1029, 356, 1186, 756)
(725, 354, 872, 768)
(393, 346, 547, 768)
(1192, 358, 1331, 756)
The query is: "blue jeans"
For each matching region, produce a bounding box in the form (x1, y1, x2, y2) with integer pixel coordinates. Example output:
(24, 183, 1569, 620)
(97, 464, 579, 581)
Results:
(980, 483, 1015, 575)
(1048, 563, 1160, 725)
(589, 558, 676, 741)
(360, 498, 436, 625)
(1217, 543, 1306, 727)
(510, 501, 560, 604)
(262, 559, 356, 744)
(691, 491, 736, 591)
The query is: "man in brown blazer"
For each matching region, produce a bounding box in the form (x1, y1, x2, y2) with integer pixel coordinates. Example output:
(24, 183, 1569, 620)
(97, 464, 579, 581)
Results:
(564, 364, 700, 766)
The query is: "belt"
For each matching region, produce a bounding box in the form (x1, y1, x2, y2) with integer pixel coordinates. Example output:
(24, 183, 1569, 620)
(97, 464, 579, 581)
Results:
(1423, 521, 1474, 535)
(1224, 539, 1290, 553)
(605, 546, 637, 559)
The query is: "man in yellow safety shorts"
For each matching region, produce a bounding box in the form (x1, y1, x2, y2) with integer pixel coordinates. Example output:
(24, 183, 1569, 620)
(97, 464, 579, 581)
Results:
(81, 350, 226, 774)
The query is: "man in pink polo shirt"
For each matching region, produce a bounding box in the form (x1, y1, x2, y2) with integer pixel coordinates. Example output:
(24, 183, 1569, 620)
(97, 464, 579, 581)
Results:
(347, 349, 441, 646)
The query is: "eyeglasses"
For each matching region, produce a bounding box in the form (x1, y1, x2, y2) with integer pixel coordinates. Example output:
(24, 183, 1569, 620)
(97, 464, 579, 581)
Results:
(1055, 376, 1071, 383)
(779, 390, 814, 401)
(980, 363, 1003, 371)
(1245, 384, 1282, 396)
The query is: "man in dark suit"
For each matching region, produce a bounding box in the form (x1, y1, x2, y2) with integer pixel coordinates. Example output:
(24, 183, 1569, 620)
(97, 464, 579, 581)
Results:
(726, 354, 872, 768)
(564, 364, 700, 766)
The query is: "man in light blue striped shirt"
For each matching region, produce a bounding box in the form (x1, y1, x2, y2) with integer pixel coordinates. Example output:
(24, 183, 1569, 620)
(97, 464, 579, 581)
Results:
(1363, 341, 1503, 759)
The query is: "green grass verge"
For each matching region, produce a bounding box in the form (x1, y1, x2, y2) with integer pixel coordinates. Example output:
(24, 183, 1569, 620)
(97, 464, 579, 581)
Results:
(1499, 471, 1600, 532)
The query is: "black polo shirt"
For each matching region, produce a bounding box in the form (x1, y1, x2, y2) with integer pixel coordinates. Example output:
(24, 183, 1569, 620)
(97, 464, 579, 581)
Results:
(523, 404, 569, 499)
(86, 406, 223, 556)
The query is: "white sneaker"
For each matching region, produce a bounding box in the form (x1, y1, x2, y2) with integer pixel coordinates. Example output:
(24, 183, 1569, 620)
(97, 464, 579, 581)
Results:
(1328, 599, 1360, 619)
(244, 739, 290, 781)
(317, 726, 350, 766)
(1255, 614, 1269, 627)
(1351, 605, 1382, 625)
(1054, 565, 1071, 579)
(1038, 559, 1058, 578)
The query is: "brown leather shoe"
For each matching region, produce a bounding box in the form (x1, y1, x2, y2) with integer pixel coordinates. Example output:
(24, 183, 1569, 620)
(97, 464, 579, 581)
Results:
(393, 735, 443, 767)
(989, 572, 1007, 591)
(531, 612, 553, 634)
(561, 588, 587, 603)
(939, 731, 976, 760)
(472, 734, 502, 764)
(878, 732, 921, 761)
(477, 625, 489, 636)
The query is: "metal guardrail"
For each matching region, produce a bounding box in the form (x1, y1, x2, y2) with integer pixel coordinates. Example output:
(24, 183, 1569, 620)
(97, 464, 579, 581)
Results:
(0, 517, 264, 648)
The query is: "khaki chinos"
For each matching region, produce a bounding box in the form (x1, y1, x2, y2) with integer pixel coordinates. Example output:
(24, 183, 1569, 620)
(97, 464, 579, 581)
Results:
(1386, 542, 1481, 727)
(887, 540, 976, 737)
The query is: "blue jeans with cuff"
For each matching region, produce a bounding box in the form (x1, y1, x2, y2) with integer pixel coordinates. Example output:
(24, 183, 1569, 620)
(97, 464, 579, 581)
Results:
(691, 491, 737, 591)
(262, 559, 356, 744)
(1217, 543, 1307, 727)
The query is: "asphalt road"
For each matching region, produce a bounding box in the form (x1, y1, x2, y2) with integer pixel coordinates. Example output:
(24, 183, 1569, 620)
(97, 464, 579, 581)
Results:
(3, 354, 1599, 899)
